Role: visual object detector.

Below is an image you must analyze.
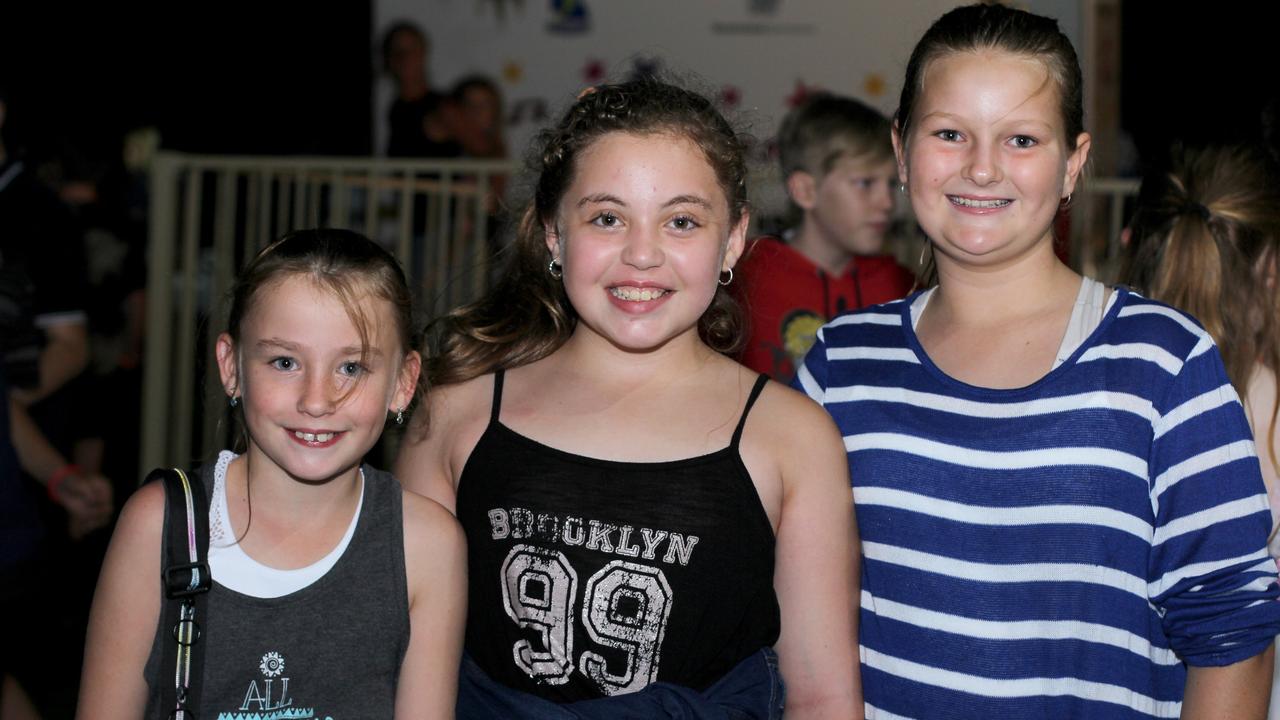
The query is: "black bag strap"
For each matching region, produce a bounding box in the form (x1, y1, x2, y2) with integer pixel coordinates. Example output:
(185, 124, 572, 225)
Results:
(153, 467, 212, 719)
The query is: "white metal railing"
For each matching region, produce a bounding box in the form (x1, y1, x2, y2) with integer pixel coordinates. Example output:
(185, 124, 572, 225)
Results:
(140, 152, 516, 473)
(138, 151, 1141, 473)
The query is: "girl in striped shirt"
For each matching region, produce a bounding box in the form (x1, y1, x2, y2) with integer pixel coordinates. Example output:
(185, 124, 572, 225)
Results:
(795, 4, 1280, 718)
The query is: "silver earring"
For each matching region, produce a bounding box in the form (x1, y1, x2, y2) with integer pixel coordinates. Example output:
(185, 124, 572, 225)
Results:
(1061, 193, 1072, 206)
(229, 395, 239, 407)
(395, 408, 405, 425)
(718, 268, 733, 286)
(548, 259, 563, 279)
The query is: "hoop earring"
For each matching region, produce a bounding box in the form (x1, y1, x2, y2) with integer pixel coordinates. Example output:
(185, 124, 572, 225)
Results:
(718, 268, 734, 286)
(1061, 193, 1072, 206)
(548, 259, 563, 279)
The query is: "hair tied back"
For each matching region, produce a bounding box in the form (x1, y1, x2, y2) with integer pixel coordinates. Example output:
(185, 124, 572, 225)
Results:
(1180, 200, 1213, 223)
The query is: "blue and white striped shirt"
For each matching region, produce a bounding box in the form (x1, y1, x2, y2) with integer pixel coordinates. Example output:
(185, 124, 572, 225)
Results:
(795, 288, 1280, 719)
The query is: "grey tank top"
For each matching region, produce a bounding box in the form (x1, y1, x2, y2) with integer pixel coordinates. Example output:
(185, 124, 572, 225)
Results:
(142, 463, 410, 718)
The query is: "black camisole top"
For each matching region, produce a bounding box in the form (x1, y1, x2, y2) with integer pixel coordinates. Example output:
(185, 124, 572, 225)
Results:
(455, 370, 780, 702)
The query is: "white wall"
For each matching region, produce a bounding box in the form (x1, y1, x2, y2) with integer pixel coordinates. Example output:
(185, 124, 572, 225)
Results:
(371, 0, 1081, 217)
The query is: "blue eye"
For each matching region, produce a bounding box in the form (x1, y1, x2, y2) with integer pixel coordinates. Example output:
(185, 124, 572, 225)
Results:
(1010, 135, 1038, 148)
(270, 357, 297, 371)
(339, 361, 367, 377)
(934, 129, 962, 142)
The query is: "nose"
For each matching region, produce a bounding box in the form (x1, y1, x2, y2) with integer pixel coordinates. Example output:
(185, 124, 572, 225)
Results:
(620, 222, 664, 270)
(963, 140, 1001, 186)
(297, 369, 336, 417)
(872, 179, 894, 213)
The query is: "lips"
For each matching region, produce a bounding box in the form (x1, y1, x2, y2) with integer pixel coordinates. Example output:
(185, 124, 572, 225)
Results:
(606, 283, 674, 314)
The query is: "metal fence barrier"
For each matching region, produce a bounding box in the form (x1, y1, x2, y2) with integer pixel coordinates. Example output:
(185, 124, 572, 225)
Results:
(140, 152, 515, 472)
(138, 150, 1140, 473)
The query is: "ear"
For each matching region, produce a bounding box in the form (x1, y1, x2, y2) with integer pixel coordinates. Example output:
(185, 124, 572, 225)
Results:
(785, 171, 818, 211)
(543, 219, 562, 261)
(215, 332, 239, 400)
(392, 350, 422, 414)
(1062, 132, 1092, 197)
(722, 210, 751, 271)
(891, 122, 909, 185)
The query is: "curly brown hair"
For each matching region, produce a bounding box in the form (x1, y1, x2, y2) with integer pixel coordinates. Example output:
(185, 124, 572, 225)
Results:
(426, 77, 750, 387)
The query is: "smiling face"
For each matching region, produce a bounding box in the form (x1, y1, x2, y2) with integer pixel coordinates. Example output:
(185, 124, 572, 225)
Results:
(216, 274, 419, 484)
(547, 131, 747, 354)
(893, 50, 1090, 270)
(803, 154, 898, 256)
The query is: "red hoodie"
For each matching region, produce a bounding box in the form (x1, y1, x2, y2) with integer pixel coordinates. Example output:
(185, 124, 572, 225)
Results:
(733, 236, 915, 381)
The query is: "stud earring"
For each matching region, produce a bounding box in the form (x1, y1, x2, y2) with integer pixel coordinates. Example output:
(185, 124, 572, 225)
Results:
(229, 395, 239, 408)
(548, 259, 563, 279)
(718, 268, 734, 286)
(395, 408, 405, 425)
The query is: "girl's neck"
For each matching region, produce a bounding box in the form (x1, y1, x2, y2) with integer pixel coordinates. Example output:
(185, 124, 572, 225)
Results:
(553, 325, 718, 389)
(230, 449, 363, 517)
(928, 239, 1080, 326)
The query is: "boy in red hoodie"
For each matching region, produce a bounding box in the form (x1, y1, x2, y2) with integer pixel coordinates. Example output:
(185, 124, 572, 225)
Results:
(736, 94, 915, 381)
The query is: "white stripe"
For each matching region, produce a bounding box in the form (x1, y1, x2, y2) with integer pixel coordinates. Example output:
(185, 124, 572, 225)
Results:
(827, 347, 921, 363)
(1188, 334, 1214, 360)
(855, 486, 1154, 541)
(860, 590, 1180, 665)
(863, 541, 1149, 598)
(1152, 495, 1270, 546)
(1120, 303, 1210, 343)
(861, 647, 1180, 717)
(826, 385, 1156, 423)
(1152, 440, 1257, 499)
(1148, 549, 1273, 597)
(1153, 384, 1241, 439)
(1079, 343, 1184, 375)
(864, 702, 918, 720)
(827, 311, 901, 328)
(847, 432, 1149, 480)
(795, 363, 822, 403)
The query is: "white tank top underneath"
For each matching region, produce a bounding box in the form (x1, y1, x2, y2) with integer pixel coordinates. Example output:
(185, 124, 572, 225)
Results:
(208, 450, 364, 598)
(910, 276, 1115, 371)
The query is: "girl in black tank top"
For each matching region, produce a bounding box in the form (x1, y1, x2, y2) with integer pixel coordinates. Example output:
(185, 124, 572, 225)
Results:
(397, 80, 861, 718)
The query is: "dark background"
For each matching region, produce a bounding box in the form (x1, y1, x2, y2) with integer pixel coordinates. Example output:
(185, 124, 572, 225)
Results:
(1120, 3, 1280, 172)
(0, 3, 374, 160)
(2, 3, 1277, 172)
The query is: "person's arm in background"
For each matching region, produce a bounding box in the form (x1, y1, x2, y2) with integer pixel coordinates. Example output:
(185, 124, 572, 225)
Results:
(10, 396, 111, 537)
(10, 318, 88, 406)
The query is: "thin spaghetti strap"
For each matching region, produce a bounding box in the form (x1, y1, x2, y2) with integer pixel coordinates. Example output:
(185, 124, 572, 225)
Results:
(490, 369, 506, 425)
(731, 374, 770, 448)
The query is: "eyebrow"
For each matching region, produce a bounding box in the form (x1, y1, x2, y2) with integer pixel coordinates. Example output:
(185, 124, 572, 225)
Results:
(575, 193, 714, 210)
(256, 338, 300, 352)
(578, 193, 626, 207)
(255, 338, 381, 358)
(919, 111, 1055, 132)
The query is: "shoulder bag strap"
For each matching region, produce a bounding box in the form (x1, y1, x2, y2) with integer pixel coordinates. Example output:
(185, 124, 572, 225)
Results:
(153, 467, 212, 719)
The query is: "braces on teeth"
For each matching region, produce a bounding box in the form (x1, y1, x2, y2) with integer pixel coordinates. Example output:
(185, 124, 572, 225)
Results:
(611, 287, 667, 301)
(951, 196, 1011, 208)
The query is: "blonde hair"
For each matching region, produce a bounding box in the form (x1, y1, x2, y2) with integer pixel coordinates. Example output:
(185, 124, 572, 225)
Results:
(1123, 143, 1280, 473)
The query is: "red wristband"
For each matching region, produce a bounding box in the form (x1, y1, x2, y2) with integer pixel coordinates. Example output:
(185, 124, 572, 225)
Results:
(47, 464, 82, 503)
